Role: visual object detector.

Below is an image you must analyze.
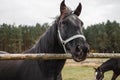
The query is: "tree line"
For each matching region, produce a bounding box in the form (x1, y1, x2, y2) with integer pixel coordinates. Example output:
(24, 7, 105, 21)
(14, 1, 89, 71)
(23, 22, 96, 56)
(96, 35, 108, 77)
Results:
(0, 23, 49, 52)
(0, 20, 120, 53)
(84, 20, 120, 53)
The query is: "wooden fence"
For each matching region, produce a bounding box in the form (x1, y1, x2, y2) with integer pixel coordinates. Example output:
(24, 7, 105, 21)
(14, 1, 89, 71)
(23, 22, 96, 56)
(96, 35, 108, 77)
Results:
(0, 53, 120, 60)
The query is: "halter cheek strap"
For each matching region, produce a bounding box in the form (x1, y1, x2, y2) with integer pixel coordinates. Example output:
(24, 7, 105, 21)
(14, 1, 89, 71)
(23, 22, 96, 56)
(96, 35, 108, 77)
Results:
(58, 29, 86, 53)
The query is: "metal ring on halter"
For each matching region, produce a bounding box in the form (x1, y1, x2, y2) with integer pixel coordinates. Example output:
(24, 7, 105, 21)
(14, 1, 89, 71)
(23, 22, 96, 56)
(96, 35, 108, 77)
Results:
(58, 27, 86, 54)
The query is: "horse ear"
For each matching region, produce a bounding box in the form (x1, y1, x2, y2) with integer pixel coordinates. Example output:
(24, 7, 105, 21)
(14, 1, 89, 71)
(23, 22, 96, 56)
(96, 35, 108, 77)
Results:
(74, 3, 82, 16)
(60, 0, 67, 19)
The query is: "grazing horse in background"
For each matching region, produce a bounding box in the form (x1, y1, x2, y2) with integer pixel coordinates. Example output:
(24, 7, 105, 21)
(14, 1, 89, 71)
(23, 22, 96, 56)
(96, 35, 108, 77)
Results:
(94, 58, 120, 80)
(0, 0, 89, 80)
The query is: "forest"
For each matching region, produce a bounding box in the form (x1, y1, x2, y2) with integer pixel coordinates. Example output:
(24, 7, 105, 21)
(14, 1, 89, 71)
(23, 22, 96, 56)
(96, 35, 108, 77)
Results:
(0, 23, 48, 52)
(84, 20, 120, 53)
(0, 20, 120, 53)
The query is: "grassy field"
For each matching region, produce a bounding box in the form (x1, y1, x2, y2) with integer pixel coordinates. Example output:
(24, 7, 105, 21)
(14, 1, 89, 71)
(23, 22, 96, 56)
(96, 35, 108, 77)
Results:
(62, 65, 120, 80)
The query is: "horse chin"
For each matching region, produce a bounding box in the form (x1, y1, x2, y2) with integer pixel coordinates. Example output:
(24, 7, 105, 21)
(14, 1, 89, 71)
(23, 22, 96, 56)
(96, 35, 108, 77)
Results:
(72, 52, 87, 62)
(73, 57, 83, 62)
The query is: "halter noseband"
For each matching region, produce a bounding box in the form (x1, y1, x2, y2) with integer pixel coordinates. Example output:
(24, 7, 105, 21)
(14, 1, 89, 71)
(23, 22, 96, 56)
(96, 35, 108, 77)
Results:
(58, 21, 86, 53)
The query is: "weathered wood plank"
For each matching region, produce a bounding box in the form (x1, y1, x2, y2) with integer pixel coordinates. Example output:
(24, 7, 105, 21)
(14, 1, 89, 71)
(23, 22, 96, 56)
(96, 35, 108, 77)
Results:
(0, 53, 120, 60)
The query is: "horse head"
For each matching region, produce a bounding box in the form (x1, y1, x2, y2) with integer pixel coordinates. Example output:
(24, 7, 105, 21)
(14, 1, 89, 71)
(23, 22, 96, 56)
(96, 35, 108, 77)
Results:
(57, 0, 89, 62)
(94, 67, 104, 80)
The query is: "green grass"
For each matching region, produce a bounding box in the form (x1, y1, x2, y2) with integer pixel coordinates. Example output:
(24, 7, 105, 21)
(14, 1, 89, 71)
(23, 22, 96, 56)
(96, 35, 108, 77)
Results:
(62, 66, 120, 80)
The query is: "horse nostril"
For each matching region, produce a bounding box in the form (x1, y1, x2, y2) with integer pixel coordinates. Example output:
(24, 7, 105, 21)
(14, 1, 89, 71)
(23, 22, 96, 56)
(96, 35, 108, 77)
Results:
(75, 44, 89, 53)
(83, 44, 89, 52)
(76, 45, 82, 52)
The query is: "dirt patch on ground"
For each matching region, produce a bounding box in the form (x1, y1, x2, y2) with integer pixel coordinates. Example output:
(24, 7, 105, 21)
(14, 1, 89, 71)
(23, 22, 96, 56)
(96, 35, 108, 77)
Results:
(65, 58, 109, 67)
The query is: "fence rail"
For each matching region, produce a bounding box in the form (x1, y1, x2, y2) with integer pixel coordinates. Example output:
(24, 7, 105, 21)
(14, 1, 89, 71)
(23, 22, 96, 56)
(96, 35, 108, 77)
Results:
(0, 53, 120, 60)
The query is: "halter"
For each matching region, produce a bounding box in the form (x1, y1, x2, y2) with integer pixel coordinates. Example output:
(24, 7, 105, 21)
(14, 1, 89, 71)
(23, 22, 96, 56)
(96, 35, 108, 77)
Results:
(58, 21, 86, 53)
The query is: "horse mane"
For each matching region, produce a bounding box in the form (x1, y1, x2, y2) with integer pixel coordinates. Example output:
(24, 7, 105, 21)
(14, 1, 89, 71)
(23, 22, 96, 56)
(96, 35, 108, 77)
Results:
(25, 8, 73, 54)
(25, 19, 64, 53)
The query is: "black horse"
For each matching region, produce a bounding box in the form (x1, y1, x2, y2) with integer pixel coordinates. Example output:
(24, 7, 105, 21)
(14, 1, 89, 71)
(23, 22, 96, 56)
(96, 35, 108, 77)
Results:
(94, 58, 120, 80)
(0, 0, 89, 80)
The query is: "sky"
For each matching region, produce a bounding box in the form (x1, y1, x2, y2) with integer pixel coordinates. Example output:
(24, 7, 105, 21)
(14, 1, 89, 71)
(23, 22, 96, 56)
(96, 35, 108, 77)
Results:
(0, 0, 120, 28)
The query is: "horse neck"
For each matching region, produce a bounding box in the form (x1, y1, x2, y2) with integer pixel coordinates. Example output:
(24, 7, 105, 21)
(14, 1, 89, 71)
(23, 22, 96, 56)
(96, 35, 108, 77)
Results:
(27, 23, 64, 53)
(100, 59, 116, 73)
(24, 22, 66, 78)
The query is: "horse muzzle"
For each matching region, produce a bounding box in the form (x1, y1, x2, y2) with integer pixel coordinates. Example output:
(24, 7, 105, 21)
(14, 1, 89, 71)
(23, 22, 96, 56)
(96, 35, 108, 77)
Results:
(71, 44, 89, 62)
